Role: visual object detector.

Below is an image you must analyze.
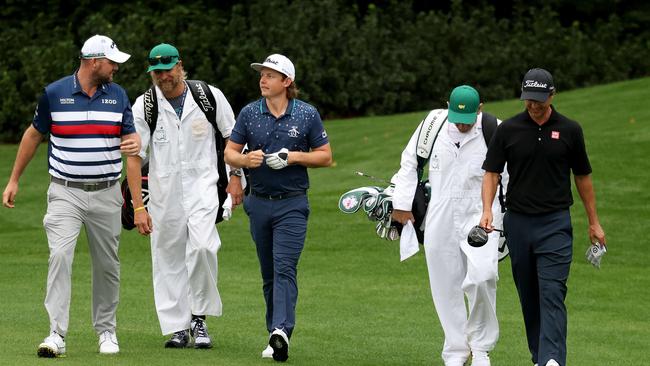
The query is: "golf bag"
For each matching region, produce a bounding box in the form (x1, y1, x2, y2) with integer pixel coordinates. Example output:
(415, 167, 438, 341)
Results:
(121, 160, 149, 230)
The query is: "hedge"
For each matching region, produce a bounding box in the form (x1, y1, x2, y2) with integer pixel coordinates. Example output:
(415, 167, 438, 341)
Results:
(1, 0, 648, 142)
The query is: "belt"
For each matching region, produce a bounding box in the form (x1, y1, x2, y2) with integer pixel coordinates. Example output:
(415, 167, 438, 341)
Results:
(250, 190, 306, 200)
(51, 177, 119, 192)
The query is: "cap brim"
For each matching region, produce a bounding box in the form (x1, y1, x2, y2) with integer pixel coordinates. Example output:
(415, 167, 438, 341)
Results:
(520, 90, 550, 102)
(106, 51, 131, 64)
(250, 62, 291, 79)
(147, 60, 179, 73)
(448, 110, 477, 124)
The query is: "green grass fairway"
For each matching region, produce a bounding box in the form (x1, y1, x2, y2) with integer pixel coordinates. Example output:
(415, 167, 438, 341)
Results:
(1, 78, 649, 365)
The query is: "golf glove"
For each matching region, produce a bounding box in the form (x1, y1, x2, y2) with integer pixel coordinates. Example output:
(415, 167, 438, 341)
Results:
(265, 148, 289, 169)
(585, 242, 607, 269)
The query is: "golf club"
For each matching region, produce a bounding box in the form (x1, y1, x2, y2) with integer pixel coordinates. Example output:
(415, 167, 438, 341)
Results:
(355, 171, 392, 185)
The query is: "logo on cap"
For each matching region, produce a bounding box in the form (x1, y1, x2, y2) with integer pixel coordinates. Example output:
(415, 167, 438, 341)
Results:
(458, 104, 465, 110)
(265, 57, 278, 65)
(524, 80, 548, 89)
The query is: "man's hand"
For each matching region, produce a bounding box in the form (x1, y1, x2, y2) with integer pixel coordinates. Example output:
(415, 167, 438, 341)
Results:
(479, 211, 494, 232)
(245, 150, 265, 168)
(589, 223, 606, 246)
(120, 137, 140, 156)
(2, 181, 18, 208)
(265, 148, 289, 170)
(226, 176, 244, 207)
(134, 209, 153, 236)
(391, 209, 414, 225)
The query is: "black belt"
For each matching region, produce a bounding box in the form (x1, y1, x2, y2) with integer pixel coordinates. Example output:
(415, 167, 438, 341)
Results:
(250, 190, 306, 200)
(51, 177, 118, 192)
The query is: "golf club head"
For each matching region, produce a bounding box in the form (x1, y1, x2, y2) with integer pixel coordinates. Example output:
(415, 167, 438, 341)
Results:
(467, 225, 489, 247)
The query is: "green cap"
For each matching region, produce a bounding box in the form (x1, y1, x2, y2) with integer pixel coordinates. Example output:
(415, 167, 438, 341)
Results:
(147, 43, 180, 73)
(447, 85, 480, 124)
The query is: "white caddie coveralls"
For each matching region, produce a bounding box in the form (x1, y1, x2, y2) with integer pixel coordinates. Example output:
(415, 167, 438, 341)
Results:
(392, 109, 506, 364)
(132, 83, 235, 335)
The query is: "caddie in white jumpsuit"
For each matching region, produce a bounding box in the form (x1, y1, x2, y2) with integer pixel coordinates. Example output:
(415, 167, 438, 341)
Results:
(392, 86, 506, 366)
(127, 44, 241, 349)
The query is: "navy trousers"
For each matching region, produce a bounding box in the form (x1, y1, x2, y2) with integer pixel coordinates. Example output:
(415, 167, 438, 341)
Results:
(504, 209, 573, 366)
(244, 194, 309, 338)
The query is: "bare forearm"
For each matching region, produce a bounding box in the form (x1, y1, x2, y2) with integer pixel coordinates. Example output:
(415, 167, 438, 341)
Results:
(224, 148, 248, 168)
(126, 156, 144, 208)
(481, 172, 499, 214)
(575, 174, 600, 225)
(289, 147, 332, 168)
(8, 126, 44, 183)
(224, 140, 265, 169)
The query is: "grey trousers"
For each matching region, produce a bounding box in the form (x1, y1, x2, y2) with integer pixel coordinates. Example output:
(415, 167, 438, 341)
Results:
(42, 182, 122, 337)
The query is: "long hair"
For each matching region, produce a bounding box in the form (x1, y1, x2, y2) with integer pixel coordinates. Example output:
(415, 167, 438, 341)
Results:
(284, 76, 299, 99)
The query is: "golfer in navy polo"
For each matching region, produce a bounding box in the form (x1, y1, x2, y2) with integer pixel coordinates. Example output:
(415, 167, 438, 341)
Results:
(224, 54, 332, 362)
(2, 35, 139, 357)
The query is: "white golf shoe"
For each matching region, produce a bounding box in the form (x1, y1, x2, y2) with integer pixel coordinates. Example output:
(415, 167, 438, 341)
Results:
(37, 332, 66, 358)
(445, 360, 467, 366)
(262, 344, 274, 358)
(471, 351, 491, 366)
(98, 330, 119, 354)
(546, 360, 560, 366)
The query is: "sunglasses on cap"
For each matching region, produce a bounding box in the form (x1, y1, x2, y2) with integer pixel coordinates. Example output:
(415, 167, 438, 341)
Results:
(148, 55, 179, 66)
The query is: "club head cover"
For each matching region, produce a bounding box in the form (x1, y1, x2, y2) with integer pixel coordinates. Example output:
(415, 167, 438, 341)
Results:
(339, 186, 382, 214)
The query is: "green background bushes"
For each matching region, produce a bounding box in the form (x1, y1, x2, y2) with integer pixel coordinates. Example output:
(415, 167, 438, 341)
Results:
(1, 0, 649, 142)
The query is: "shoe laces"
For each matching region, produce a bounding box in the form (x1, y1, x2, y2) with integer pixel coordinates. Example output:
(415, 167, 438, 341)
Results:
(100, 330, 116, 344)
(192, 319, 207, 338)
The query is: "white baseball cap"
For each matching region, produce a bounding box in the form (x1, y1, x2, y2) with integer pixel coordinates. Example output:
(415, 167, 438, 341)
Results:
(251, 54, 295, 81)
(80, 35, 131, 64)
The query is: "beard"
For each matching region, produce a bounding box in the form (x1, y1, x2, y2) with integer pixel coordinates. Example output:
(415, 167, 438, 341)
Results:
(94, 71, 113, 85)
(152, 72, 183, 94)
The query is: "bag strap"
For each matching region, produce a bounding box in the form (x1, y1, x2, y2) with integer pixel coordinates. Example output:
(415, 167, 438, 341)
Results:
(143, 86, 158, 136)
(481, 112, 506, 213)
(186, 80, 228, 224)
(481, 112, 497, 147)
(415, 109, 447, 181)
(186, 80, 225, 143)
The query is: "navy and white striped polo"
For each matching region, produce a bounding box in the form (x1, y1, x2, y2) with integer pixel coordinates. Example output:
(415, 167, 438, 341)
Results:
(33, 73, 135, 182)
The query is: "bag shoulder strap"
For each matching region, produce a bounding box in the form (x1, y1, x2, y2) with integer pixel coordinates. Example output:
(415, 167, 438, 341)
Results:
(481, 112, 506, 213)
(415, 109, 447, 181)
(143, 86, 158, 136)
(186, 80, 228, 224)
(186, 80, 224, 142)
(481, 112, 497, 147)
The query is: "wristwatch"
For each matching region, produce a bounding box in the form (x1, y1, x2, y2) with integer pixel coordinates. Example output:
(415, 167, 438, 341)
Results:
(229, 168, 243, 177)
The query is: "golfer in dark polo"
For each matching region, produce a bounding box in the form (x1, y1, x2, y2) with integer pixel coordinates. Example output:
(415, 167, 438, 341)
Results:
(479, 68, 606, 366)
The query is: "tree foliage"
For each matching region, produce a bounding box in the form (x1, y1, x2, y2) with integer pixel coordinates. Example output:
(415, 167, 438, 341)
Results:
(1, 0, 648, 141)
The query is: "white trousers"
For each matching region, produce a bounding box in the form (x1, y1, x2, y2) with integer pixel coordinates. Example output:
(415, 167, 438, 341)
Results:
(424, 200, 500, 364)
(150, 203, 222, 335)
(42, 182, 121, 337)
